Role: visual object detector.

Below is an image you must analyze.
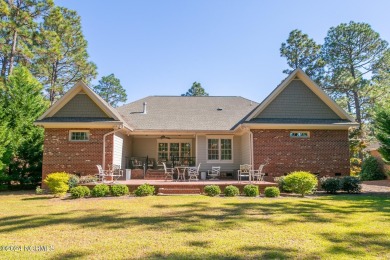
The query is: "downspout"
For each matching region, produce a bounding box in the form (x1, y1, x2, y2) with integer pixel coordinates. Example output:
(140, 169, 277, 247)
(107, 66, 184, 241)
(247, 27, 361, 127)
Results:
(102, 126, 123, 169)
(249, 131, 254, 167)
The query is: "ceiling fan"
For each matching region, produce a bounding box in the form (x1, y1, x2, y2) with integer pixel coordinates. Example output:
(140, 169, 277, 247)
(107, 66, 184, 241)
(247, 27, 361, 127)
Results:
(160, 135, 171, 139)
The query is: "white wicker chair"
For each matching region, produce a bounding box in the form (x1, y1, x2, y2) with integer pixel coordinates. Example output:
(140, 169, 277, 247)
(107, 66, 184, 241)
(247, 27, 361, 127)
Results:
(208, 166, 221, 180)
(188, 163, 201, 181)
(252, 164, 265, 182)
(163, 162, 174, 181)
(238, 164, 251, 183)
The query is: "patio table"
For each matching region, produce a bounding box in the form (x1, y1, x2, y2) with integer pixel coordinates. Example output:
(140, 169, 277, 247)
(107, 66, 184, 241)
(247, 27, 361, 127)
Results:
(175, 166, 188, 181)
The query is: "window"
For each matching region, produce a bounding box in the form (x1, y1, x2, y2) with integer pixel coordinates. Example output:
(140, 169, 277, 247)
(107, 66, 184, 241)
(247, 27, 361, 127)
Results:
(69, 131, 89, 141)
(289, 131, 310, 138)
(207, 137, 233, 162)
(157, 140, 192, 163)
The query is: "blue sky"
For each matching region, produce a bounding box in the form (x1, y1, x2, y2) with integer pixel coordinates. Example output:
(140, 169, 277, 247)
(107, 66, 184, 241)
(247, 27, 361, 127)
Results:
(55, 0, 390, 103)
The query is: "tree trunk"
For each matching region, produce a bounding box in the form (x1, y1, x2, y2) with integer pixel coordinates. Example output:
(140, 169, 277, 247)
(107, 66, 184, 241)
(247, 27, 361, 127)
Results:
(8, 30, 18, 76)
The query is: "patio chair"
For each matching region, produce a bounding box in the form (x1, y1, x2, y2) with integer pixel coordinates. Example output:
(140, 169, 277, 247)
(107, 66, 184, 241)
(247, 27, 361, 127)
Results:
(111, 164, 123, 183)
(163, 162, 174, 181)
(208, 166, 221, 180)
(188, 163, 201, 181)
(238, 164, 251, 183)
(252, 164, 265, 182)
(96, 165, 107, 183)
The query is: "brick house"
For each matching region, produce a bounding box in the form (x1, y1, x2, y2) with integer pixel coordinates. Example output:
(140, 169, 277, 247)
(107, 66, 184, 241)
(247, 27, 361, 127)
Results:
(35, 69, 358, 181)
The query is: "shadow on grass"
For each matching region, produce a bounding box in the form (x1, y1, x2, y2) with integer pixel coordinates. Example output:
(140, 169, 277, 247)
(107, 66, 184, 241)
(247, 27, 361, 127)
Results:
(1, 194, 389, 258)
(21, 196, 52, 201)
(146, 245, 304, 259)
(49, 250, 90, 260)
(320, 231, 390, 257)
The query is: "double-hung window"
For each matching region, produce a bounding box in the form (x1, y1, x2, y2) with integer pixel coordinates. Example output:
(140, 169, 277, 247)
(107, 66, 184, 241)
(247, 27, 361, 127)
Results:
(207, 137, 233, 162)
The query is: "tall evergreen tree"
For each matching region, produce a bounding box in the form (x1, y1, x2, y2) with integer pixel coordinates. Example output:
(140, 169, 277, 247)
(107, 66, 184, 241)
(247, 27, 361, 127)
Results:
(322, 21, 389, 125)
(0, 0, 53, 79)
(181, 82, 209, 96)
(1, 66, 48, 183)
(93, 73, 127, 107)
(280, 29, 324, 81)
(33, 6, 97, 104)
(375, 106, 390, 163)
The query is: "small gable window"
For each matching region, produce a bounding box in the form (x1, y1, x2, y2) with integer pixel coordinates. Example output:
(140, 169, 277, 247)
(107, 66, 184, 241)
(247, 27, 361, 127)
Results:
(290, 131, 310, 138)
(69, 130, 89, 141)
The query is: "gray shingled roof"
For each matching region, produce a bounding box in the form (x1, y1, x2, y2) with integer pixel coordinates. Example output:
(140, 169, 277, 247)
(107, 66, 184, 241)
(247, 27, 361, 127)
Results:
(35, 117, 118, 123)
(116, 96, 258, 131)
(247, 118, 356, 124)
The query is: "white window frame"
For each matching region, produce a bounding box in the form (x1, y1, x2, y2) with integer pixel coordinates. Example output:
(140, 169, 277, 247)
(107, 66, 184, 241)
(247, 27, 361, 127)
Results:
(69, 130, 90, 142)
(289, 131, 310, 138)
(156, 139, 193, 162)
(206, 136, 233, 163)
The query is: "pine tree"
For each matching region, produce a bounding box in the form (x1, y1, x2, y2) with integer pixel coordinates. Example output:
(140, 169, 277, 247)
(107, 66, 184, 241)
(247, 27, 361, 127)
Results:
(181, 82, 209, 96)
(33, 6, 97, 104)
(93, 73, 127, 107)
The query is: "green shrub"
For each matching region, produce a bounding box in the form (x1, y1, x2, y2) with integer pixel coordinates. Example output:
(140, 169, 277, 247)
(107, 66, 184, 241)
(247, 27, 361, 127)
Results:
(320, 177, 342, 194)
(111, 184, 129, 196)
(91, 184, 110, 197)
(0, 184, 8, 191)
(283, 171, 318, 197)
(204, 185, 221, 196)
(70, 186, 91, 198)
(0, 173, 10, 184)
(68, 175, 80, 189)
(44, 172, 70, 197)
(360, 156, 386, 181)
(134, 184, 155, 196)
(243, 184, 259, 197)
(341, 176, 362, 193)
(274, 176, 290, 192)
(35, 186, 44, 195)
(79, 175, 98, 184)
(264, 187, 280, 197)
(224, 185, 239, 197)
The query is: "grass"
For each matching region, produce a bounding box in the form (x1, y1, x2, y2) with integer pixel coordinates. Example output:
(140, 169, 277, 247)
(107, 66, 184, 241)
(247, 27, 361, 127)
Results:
(0, 191, 389, 259)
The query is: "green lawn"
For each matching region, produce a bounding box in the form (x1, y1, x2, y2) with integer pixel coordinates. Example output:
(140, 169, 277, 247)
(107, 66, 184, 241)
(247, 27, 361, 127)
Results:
(0, 192, 389, 260)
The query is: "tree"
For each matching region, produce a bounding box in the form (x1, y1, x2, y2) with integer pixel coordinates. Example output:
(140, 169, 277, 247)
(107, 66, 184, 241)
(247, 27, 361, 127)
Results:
(0, 66, 48, 183)
(32, 6, 97, 104)
(280, 29, 324, 81)
(93, 73, 127, 107)
(375, 107, 390, 163)
(322, 21, 389, 125)
(0, 0, 53, 79)
(181, 82, 209, 96)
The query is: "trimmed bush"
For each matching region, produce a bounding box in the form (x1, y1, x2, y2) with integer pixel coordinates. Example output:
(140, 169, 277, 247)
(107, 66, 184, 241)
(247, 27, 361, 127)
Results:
(91, 184, 110, 197)
(341, 176, 361, 193)
(35, 186, 44, 195)
(44, 172, 70, 197)
(284, 171, 317, 197)
(274, 176, 289, 192)
(224, 185, 239, 197)
(360, 156, 386, 181)
(79, 175, 98, 184)
(134, 184, 155, 196)
(243, 184, 259, 197)
(264, 187, 280, 197)
(204, 185, 221, 197)
(320, 177, 342, 194)
(70, 186, 91, 198)
(111, 184, 129, 196)
(68, 174, 80, 189)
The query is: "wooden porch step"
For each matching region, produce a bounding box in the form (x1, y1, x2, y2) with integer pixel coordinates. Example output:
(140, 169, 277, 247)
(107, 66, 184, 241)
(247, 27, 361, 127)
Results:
(158, 187, 201, 195)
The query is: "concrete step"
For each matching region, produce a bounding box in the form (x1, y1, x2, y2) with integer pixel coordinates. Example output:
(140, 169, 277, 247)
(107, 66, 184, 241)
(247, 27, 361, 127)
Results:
(157, 187, 201, 195)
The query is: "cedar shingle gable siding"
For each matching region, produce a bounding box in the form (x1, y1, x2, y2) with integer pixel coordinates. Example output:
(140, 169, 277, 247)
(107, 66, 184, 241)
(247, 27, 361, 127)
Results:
(53, 93, 109, 118)
(255, 79, 341, 119)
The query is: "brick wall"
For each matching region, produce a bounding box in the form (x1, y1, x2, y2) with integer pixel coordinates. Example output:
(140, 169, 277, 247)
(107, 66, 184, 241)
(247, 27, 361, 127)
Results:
(42, 129, 114, 181)
(252, 129, 350, 180)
